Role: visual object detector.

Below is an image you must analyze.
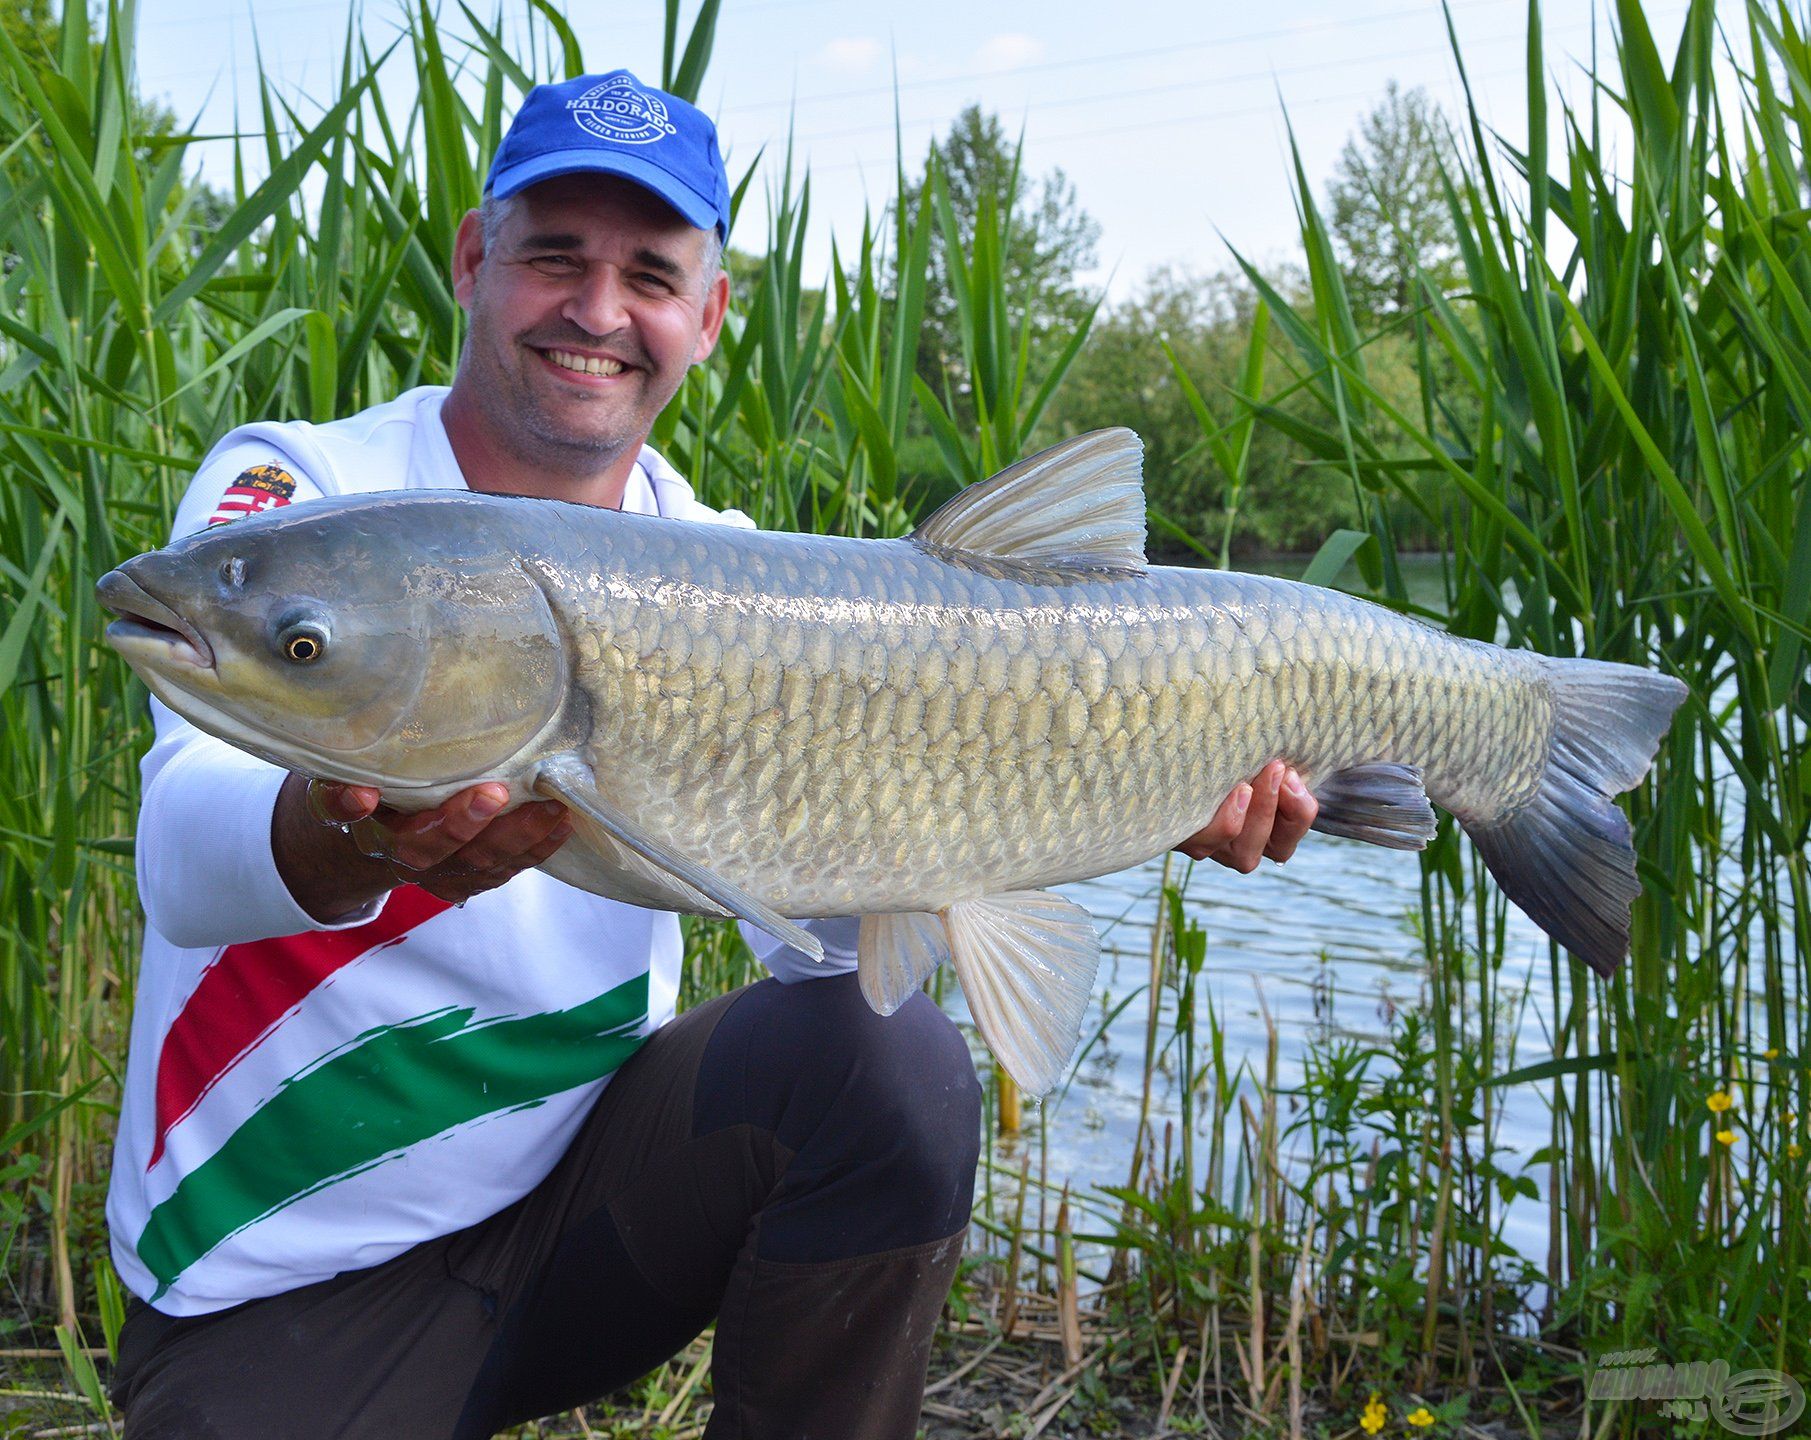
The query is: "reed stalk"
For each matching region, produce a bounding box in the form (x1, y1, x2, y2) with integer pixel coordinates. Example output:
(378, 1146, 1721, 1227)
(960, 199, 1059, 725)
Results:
(1, 0, 1803, 1429)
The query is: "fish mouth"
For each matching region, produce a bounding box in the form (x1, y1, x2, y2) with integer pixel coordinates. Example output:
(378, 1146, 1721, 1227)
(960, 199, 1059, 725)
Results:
(97, 568, 216, 671)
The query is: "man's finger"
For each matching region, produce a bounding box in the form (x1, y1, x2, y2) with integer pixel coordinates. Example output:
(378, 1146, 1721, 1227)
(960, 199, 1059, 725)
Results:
(384, 784, 512, 871)
(418, 818, 575, 905)
(1175, 784, 1249, 861)
(441, 802, 569, 876)
(306, 778, 381, 827)
(520, 816, 575, 868)
(1264, 767, 1319, 863)
(1226, 761, 1284, 873)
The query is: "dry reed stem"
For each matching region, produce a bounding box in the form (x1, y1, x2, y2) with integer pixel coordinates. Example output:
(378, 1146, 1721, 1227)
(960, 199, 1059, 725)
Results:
(1282, 1218, 1315, 1440)
(1021, 1384, 1077, 1438)
(1238, 1092, 1266, 1413)
(1157, 1343, 1188, 1430)
(1002, 1150, 1031, 1340)
(921, 1338, 1000, 1397)
(997, 1064, 1021, 1136)
(655, 1345, 712, 1427)
(1419, 1130, 1454, 1388)
(1055, 1189, 1082, 1368)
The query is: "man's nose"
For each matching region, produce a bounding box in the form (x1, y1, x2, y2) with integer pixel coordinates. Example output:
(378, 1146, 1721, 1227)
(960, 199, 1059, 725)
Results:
(563, 265, 633, 338)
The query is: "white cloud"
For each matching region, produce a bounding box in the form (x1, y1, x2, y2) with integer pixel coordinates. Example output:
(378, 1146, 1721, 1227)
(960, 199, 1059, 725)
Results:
(816, 37, 884, 75)
(973, 33, 1045, 72)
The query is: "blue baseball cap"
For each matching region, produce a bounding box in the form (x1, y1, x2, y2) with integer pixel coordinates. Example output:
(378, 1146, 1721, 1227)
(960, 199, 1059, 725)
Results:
(484, 71, 732, 240)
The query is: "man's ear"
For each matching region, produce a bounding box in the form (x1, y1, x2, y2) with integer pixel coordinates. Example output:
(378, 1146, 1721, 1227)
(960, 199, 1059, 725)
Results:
(452, 209, 484, 309)
(692, 269, 731, 363)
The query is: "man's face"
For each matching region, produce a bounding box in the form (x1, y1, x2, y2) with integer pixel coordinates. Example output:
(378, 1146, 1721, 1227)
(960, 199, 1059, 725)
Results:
(451, 173, 729, 474)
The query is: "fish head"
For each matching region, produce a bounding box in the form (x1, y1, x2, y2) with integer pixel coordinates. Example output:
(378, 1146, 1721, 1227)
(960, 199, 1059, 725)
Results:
(97, 495, 570, 792)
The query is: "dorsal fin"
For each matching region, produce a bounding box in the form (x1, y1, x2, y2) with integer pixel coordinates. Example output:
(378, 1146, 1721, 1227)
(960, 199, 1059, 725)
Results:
(911, 429, 1147, 577)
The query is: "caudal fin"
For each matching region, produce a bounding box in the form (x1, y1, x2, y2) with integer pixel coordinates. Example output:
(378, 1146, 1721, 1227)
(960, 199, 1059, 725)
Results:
(1463, 659, 1687, 977)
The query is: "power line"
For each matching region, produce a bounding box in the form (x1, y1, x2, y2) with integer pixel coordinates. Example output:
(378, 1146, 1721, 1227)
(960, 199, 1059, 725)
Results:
(770, 20, 1548, 150)
(800, 6, 1684, 180)
(137, 0, 1620, 139)
(137, 0, 1685, 203)
(137, 0, 1518, 109)
(712, 0, 1519, 115)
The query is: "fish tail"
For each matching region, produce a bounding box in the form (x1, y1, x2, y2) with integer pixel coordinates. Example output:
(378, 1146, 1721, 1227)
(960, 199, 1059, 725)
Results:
(1462, 658, 1688, 977)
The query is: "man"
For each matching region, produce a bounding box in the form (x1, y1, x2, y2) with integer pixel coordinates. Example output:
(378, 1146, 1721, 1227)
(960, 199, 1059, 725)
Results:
(106, 71, 1319, 1438)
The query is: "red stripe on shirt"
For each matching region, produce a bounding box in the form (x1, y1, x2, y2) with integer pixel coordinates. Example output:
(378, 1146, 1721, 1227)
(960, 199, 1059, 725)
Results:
(147, 887, 454, 1171)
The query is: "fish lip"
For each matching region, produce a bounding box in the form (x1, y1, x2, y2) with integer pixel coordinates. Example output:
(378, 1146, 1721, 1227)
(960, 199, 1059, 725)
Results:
(97, 569, 216, 670)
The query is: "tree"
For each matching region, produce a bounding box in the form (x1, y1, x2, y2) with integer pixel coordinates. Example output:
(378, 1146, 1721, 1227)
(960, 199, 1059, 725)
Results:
(1325, 82, 1460, 320)
(899, 106, 1101, 416)
(1, 0, 57, 68)
(3, 0, 194, 168)
(1047, 264, 1361, 558)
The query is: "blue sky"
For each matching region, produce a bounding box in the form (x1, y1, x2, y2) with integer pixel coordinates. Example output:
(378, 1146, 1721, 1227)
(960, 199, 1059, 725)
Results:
(130, 0, 1699, 297)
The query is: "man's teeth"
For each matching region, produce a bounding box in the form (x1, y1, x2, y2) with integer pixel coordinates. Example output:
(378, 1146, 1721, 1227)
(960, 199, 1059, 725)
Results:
(546, 349, 626, 377)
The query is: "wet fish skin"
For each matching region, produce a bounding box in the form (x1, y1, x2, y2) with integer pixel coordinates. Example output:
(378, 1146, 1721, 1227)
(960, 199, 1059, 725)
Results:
(97, 430, 1686, 1092)
(536, 519, 1551, 916)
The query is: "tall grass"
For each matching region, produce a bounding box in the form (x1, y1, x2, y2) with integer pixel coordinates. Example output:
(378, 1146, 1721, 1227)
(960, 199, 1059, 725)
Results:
(1212, 0, 1807, 1390)
(1, 0, 1804, 1430)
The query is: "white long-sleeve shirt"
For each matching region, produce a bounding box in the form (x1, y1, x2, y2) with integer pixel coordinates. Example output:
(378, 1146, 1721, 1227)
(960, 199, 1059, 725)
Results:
(107, 387, 856, 1316)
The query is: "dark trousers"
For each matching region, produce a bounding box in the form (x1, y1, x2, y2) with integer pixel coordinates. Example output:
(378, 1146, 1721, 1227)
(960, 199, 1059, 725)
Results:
(111, 974, 982, 1439)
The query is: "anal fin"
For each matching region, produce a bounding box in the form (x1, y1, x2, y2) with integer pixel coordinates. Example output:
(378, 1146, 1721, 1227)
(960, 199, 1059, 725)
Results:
(944, 891, 1100, 1097)
(1309, 763, 1438, 850)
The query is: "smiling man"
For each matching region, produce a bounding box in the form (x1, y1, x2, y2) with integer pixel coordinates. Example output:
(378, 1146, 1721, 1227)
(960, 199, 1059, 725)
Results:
(443, 168, 729, 502)
(105, 71, 1317, 1440)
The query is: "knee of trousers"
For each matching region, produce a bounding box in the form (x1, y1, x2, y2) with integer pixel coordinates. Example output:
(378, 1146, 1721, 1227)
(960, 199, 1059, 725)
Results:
(699, 974, 983, 1263)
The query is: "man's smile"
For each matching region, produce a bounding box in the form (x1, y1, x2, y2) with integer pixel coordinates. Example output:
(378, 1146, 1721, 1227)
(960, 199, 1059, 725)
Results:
(535, 347, 635, 381)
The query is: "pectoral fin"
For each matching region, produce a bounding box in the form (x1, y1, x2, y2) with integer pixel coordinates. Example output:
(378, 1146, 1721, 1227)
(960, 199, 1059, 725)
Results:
(943, 891, 1101, 1097)
(858, 912, 951, 1016)
(532, 754, 824, 963)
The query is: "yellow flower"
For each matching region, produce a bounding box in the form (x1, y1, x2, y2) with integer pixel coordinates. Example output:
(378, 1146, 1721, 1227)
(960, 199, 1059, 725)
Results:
(1790, 1143, 1803, 1159)
(1707, 1091, 1734, 1114)
(1762, 1048, 1779, 1061)
(1715, 1129, 1738, 1146)
(1360, 1394, 1388, 1435)
(1407, 1406, 1438, 1428)
(1785, 1110, 1798, 1124)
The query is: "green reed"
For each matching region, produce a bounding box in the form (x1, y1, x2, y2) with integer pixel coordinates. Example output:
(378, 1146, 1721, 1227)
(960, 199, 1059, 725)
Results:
(1180, 0, 1807, 1402)
(2, 0, 1804, 1430)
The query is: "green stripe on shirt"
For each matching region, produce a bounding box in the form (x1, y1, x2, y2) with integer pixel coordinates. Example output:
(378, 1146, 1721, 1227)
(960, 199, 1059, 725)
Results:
(137, 972, 650, 1295)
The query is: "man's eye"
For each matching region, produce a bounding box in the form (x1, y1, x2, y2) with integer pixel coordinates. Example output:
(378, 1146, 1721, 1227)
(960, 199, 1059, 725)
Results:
(528, 255, 578, 274)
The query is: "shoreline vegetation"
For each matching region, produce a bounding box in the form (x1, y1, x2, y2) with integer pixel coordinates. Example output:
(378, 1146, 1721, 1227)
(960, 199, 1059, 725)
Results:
(2, 1, 1806, 1436)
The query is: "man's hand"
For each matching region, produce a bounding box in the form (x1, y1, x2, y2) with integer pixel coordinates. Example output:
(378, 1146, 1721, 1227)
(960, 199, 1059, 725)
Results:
(1175, 760, 1319, 873)
(273, 775, 572, 921)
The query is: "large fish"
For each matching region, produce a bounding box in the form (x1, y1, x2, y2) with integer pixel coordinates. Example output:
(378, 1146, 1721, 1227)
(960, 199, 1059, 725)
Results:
(98, 431, 1686, 1092)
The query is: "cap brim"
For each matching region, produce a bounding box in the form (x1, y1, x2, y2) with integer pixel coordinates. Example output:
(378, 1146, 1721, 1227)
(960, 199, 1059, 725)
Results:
(486, 149, 721, 235)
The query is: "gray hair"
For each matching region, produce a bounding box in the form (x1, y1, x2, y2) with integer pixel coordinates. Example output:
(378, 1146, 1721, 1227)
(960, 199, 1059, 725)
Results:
(476, 189, 723, 293)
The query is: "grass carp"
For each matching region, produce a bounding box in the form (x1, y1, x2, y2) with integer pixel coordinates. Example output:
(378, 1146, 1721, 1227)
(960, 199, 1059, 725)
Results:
(98, 430, 1687, 1093)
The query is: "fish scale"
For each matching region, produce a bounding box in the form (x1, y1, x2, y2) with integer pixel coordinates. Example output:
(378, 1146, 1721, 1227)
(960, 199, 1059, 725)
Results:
(555, 520, 1552, 919)
(99, 428, 1685, 1094)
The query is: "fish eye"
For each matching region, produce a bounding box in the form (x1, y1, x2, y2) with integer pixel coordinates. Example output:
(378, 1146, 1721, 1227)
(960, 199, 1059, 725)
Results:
(220, 557, 245, 587)
(279, 623, 328, 665)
